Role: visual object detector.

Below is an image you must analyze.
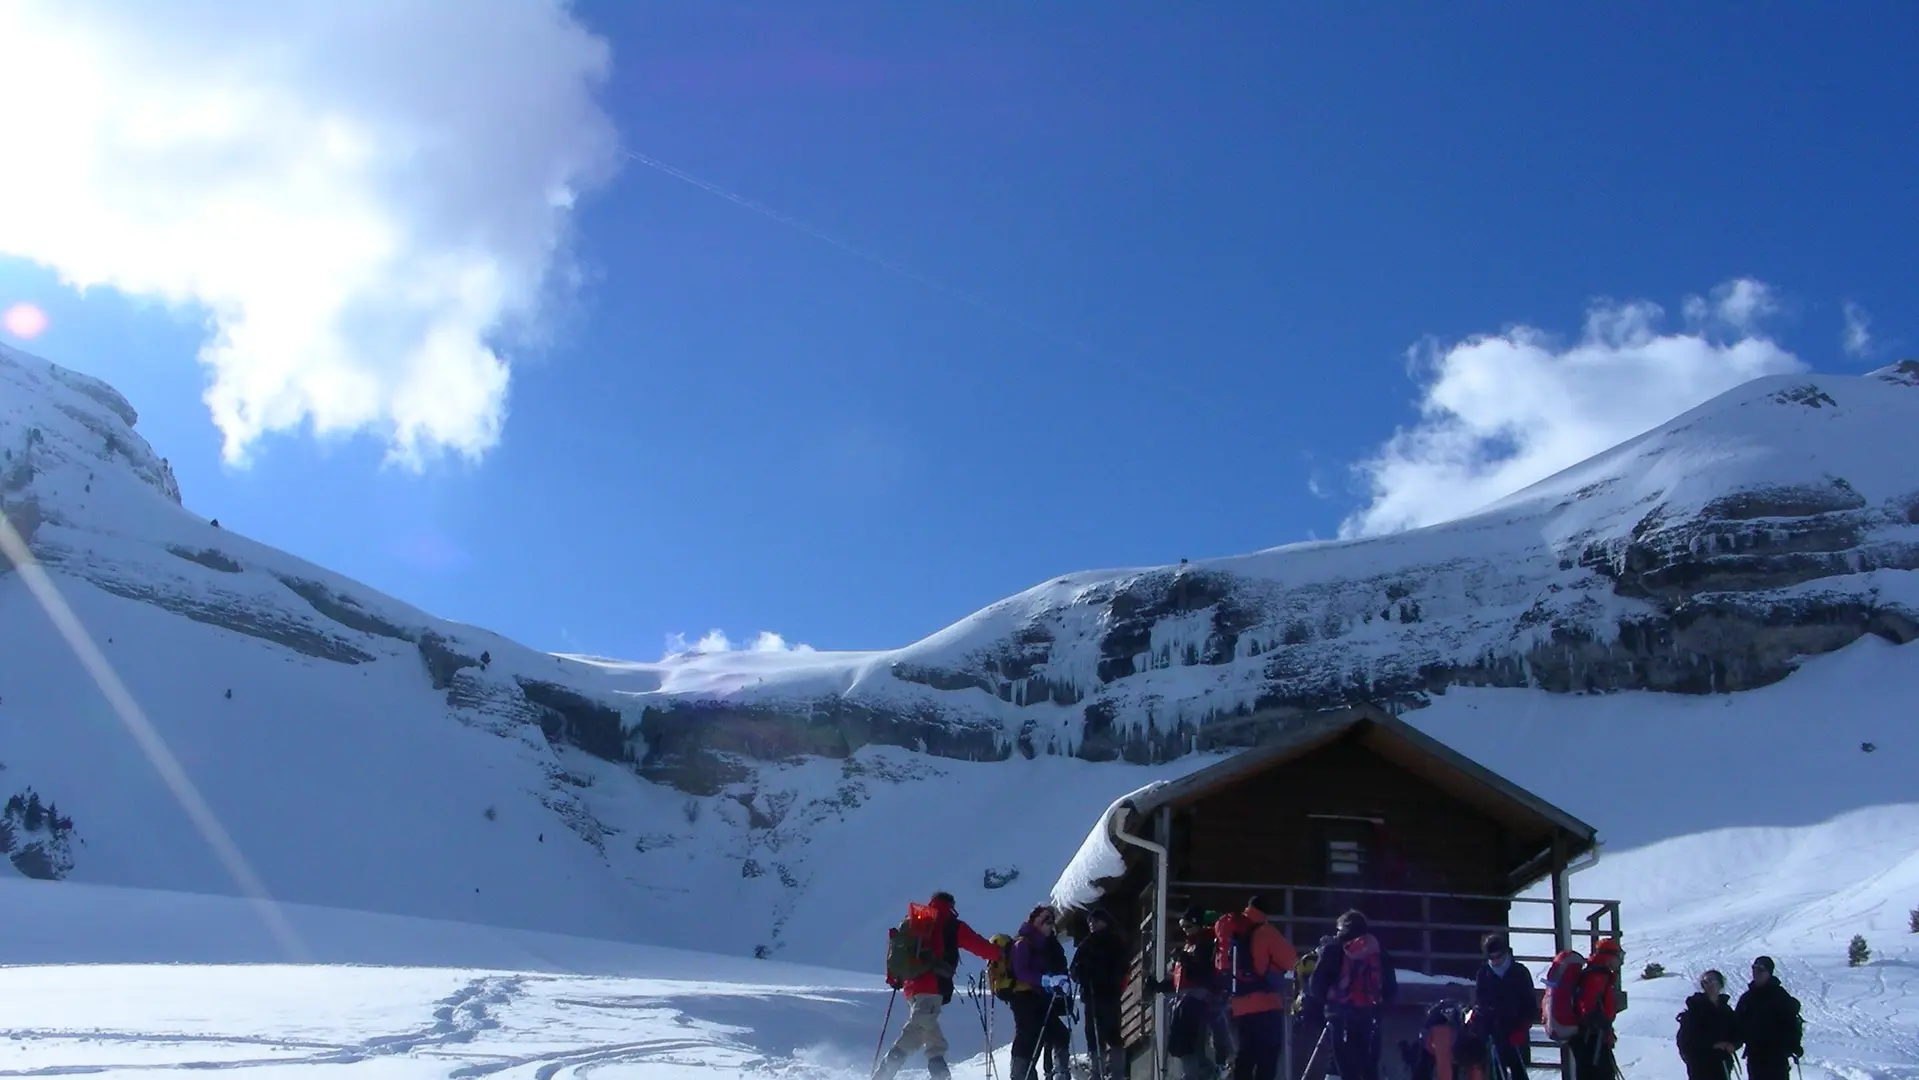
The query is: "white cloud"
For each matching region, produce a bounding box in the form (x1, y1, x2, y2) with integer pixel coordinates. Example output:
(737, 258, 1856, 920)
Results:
(1681, 278, 1779, 336)
(662, 629, 815, 658)
(0, 1, 620, 468)
(1340, 280, 1806, 539)
(1842, 301, 1873, 358)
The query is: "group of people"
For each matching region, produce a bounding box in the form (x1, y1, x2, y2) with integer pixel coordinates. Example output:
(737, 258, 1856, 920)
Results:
(869, 891, 1805, 1080)
(1156, 898, 1399, 1080)
(1673, 957, 1805, 1080)
(1413, 938, 1804, 1080)
(870, 891, 1401, 1080)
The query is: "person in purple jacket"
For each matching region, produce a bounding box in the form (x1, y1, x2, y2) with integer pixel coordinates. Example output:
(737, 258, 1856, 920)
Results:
(1008, 904, 1072, 1080)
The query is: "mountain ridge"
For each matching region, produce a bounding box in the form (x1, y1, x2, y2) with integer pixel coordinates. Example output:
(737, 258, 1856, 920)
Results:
(7, 345, 1919, 792)
(4, 341, 1918, 963)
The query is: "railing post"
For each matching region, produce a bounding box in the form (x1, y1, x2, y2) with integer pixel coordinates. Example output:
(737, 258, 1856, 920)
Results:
(1420, 894, 1434, 976)
(1282, 886, 1296, 1080)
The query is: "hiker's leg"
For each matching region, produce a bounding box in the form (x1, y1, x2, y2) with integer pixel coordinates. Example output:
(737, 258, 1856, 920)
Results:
(891, 994, 942, 1059)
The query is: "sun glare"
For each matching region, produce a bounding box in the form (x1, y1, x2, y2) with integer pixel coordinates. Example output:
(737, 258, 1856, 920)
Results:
(2, 301, 49, 339)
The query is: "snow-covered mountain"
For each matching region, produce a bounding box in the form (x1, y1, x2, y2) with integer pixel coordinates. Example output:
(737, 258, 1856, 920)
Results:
(4, 340, 1917, 969)
(630, 361, 1919, 776)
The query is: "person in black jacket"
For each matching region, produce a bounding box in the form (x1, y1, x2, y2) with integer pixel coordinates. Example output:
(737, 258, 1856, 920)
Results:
(1734, 956, 1804, 1080)
(1676, 969, 1741, 1080)
(1071, 909, 1129, 1080)
(1303, 911, 1399, 1080)
(1459, 933, 1535, 1080)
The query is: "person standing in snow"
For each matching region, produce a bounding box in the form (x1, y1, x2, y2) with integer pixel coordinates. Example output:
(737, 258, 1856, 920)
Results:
(1152, 905, 1235, 1079)
(1070, 908, 1130, 1080)
(1566, 937, 1624, 1080)
(1040, 918, 1074, 1080)
(1303, 910, 1397, 1080)
(873, 891, 1004, 1080)
(1734, 956, 1804, 1080)
(1676, 969, 1741, 1080)
(1461, 933, 1535, 1080)
(1214, 895, 1300, 1080)
(1009, 905, 1072, 1080)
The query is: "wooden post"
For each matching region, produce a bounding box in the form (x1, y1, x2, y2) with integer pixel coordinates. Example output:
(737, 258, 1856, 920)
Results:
(1420, 893, 1434, 975)
(1153, 806, 1172, 1080)
(1550, 835, 1572, 1080)
(1282, 886, 1296, 1080)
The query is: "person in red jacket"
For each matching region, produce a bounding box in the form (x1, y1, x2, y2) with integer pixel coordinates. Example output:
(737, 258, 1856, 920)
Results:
(1568, 938, 1625, 1080)
(874, 891, 1003, 1080)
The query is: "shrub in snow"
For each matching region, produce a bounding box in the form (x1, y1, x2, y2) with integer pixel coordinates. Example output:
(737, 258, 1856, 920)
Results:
(983, 866, 1020, 890)
(1908, 906, 1917, 933)
(0, 787, 76, 880)
(1641, 962, 1666, 980)
(483, 805, 497, 821)
(1848, 935, 1871, 967)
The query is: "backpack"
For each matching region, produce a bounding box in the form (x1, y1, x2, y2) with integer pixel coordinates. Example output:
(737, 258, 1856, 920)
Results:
(1225, 922, 1286, 997)
(1331, 934, 1386, 1008)
(985, 934, 1017, 1000)
(1290, 949, 1321, 1014)
(1541, 950, 1587, 1041)
(885, 903, 947, 985)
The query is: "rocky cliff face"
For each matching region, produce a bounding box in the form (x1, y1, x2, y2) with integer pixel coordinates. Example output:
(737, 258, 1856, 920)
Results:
(631, 363, 1919, 778)
(6, 343, 1918, 801)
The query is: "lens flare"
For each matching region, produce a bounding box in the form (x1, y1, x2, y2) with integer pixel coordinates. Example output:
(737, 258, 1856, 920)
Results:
(3, 301, 49, 339)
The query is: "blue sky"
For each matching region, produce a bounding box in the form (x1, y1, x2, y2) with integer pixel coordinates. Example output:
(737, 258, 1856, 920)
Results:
(1, 3, 1913, 658)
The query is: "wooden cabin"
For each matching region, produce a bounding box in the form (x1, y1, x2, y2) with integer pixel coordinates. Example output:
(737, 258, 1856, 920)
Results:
(1050, 702, 1625, 1080)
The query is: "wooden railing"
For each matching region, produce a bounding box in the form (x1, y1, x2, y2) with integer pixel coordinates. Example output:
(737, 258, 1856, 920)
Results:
(1167, 880, 1625, 1080)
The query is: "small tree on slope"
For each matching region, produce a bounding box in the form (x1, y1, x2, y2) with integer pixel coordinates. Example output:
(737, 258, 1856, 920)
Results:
(1848, 935, 1871, 967)
(1908, 906, 1918, 934)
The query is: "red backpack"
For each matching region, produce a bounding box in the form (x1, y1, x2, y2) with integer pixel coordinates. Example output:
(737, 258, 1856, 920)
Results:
(1331, 934, 1385, 1008)
(1540, 950, 1587, 1041)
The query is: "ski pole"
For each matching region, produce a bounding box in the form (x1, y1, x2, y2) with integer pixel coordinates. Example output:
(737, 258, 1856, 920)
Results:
(874, 986, 898, 1072)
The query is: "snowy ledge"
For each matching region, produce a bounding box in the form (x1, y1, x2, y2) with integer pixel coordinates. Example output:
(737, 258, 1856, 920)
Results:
(1049, 781, 1169, 911)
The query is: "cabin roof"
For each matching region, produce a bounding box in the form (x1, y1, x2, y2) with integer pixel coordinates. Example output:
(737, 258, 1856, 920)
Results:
(1137, 702, 1596, 840)
(1050, 702, 1600, 910)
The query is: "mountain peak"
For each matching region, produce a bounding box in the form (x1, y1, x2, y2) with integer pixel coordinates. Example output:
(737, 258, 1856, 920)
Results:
(1, 344, 183, 514)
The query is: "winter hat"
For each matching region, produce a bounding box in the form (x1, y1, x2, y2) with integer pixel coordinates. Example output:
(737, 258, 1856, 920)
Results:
(1591, 937, 1623, 959)
(1089, 908, 1113, 927)
(1181, 905, 1207, 924)
(1247, 894, 1271, 914)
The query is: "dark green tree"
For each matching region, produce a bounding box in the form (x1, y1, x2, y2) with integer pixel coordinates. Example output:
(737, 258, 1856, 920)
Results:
(1848, 934, 1871, 967)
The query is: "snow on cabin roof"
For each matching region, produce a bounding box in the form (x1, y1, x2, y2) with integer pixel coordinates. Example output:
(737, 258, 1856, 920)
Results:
(1049, 780, 1167, 912)
(1050, 703, 1604, 912)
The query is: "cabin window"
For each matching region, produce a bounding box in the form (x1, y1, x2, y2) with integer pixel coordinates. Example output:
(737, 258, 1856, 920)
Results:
(1326, 838, 1366, 878)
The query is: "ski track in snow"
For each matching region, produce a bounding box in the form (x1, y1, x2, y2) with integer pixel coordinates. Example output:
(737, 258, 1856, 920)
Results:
(0, 966, 890, 1080)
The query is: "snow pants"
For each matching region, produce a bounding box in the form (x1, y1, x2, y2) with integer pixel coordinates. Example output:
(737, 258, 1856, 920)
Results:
(1231, 1008, 1285, 1080)
(1171, 991, 1234, 1078)
(1684, 1052, 1736, 1080)
(1083, 987, 1125, 1080)
(875, 991, 949, 1077)
(1009, 990, 1070, 1079)
(1329, 1007, 1384, 1080)
(1568, 1028, 1617, 1080)
(1746, 1056, 1792, 1080)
